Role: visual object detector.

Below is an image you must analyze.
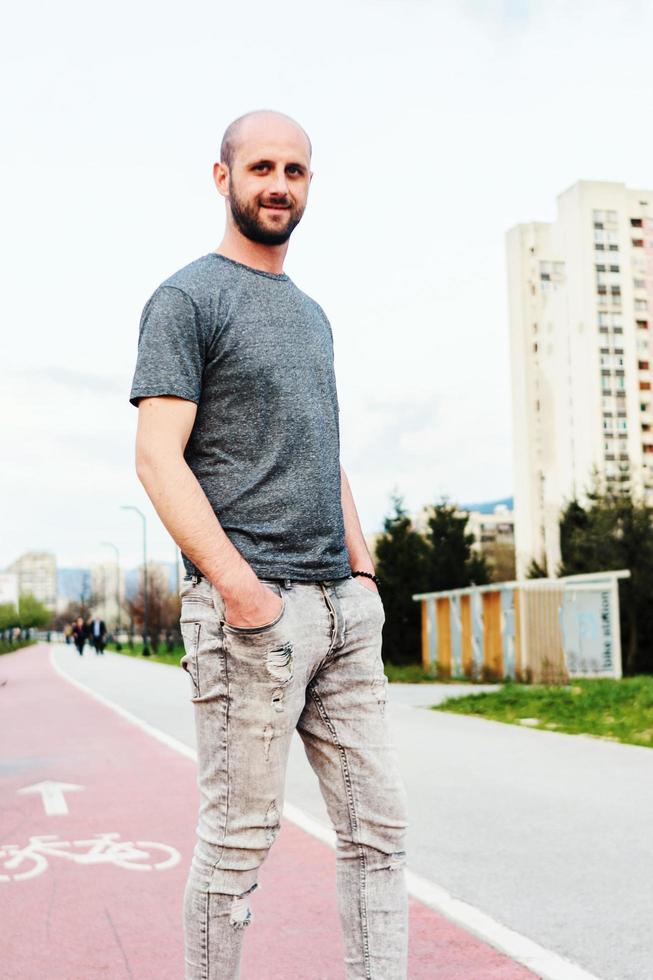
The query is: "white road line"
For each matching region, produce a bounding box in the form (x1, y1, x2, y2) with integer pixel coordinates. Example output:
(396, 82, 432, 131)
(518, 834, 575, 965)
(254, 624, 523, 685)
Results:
(49, 647, 604, 980)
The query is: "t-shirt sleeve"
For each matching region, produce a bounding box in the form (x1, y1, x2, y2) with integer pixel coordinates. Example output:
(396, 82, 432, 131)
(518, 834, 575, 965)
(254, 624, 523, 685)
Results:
(129, 285, 206, 407)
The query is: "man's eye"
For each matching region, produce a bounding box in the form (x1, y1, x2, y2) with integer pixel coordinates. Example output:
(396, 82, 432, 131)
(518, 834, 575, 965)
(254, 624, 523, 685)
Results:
(287, 166, 302, 175)
(254, 164, 269, 172)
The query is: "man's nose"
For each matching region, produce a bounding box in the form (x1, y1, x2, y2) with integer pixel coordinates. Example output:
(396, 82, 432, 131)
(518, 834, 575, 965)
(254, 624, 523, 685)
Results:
(268, 167, 289, 196)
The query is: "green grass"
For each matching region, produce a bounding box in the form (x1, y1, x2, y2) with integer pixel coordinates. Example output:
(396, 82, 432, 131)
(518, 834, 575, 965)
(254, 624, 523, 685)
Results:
(381, 662, 493, 684)
(434, 676, 653, 748)
(0, 639, 37, 655)
(383, 663, 439, 683)
(108, 641, 184, 668)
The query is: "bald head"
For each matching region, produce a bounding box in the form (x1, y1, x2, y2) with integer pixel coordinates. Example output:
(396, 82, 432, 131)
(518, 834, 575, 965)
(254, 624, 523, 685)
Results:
(220, 110, 312, 169)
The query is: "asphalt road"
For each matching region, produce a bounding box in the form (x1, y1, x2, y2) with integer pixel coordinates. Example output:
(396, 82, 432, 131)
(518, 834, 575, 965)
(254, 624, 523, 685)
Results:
(49, 645, 653, 980)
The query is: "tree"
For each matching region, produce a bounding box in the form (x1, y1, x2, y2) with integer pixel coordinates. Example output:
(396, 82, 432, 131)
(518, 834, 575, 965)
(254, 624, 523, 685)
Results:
(559, 491, 653, 675)
(125, 566, 181, 653)
(18, 594, 51, 631)
(526, 557, 548, 579)
(375, 495, 431, 665)
(424, 501, 490, 591)
(0, 603, 19, 638)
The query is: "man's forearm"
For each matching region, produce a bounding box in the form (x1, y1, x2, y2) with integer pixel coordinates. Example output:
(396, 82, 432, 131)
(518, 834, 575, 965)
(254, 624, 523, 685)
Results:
(340, 465, 375, 573)
(136, 453, 256, 599)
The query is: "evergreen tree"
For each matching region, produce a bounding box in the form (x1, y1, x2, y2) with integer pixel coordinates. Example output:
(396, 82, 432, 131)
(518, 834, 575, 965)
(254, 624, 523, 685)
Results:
(375, 495, 431, 665)
(526, 557, 548, 579)
(424, 501, 490, 591)
(559, 492, 653, 675)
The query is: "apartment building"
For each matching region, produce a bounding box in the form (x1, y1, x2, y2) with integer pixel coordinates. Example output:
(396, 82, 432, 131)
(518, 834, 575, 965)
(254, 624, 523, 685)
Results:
(7, 551, 58, 609)
(507, 181, 653, 577)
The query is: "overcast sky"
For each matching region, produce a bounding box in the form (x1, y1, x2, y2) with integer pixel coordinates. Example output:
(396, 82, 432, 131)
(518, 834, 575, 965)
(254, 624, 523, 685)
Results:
(2, 0, 653, 569)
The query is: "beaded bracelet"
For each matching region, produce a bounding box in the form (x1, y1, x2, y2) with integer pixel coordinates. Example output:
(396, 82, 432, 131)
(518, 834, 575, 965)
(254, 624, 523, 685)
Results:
(352, 570, 381, 588)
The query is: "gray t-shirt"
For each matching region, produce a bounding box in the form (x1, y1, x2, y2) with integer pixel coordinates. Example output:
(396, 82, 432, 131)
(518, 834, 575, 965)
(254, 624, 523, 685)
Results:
(129, 253, 350, 581)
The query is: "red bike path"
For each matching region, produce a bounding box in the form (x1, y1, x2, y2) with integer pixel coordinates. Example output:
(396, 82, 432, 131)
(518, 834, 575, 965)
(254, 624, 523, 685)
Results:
(0, 645, 537, 979)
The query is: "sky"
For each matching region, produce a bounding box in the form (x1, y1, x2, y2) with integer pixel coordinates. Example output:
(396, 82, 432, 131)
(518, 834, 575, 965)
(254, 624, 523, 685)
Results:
(2, 0, 653, 569)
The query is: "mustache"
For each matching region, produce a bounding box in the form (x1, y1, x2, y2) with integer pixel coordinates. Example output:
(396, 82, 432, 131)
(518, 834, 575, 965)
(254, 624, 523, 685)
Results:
(258, 195, 292, 209)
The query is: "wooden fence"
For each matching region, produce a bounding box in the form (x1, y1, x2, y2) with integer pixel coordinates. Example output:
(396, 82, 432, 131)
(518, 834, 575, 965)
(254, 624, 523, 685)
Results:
(413, 571, 629, 683)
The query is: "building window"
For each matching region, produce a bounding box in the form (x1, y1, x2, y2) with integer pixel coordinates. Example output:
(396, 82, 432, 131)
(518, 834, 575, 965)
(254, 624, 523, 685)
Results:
(637, 320, 649, 330)
(636, 299, 649, 311)
(634, 278, 646, 289)
(639, 361, 650, 370)
(609, 265, 620, 273)
(641, 381, 652, 391)
(632, 218, 643, 228)
(633, 238, 645, 248)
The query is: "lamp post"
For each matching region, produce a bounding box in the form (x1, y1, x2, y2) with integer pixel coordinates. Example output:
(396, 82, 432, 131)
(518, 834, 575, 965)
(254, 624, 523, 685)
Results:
(100, 541, 122, 639)
(120, 505, 150, 656)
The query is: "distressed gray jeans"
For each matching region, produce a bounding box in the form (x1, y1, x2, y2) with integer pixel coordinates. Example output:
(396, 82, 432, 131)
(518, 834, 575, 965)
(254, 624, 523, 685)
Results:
(178, 574, 408, 980)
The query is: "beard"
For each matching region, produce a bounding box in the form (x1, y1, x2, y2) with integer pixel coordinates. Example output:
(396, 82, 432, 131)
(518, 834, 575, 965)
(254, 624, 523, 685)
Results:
(228, 182, 304, 246)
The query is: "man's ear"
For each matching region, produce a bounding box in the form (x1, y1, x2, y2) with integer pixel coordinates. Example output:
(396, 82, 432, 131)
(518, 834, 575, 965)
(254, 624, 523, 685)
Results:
(213, 161, 230, 198)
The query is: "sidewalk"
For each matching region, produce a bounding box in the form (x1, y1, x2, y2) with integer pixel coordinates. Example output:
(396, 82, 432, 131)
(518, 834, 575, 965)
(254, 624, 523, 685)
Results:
(0, 644, 538, 979)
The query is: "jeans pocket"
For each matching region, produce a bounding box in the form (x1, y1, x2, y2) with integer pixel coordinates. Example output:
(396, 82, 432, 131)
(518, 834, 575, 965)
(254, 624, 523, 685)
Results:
(221, 583, 286, 636)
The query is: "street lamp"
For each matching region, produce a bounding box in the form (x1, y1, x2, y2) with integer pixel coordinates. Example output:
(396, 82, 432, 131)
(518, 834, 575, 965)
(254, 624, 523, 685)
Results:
(100, 541, 122, 639)
(120, 505, 150, 656)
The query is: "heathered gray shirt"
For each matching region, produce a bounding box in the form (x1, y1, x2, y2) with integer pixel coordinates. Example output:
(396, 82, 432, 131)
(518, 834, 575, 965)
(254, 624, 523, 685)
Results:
(129, 253, 350, 581)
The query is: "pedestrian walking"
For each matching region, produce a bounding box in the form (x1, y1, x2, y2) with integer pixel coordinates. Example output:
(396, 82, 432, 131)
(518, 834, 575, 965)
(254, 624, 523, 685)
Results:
(89, 615, 107, 655)
(71, 617, 87, 656)
(129, 110, 407, 980)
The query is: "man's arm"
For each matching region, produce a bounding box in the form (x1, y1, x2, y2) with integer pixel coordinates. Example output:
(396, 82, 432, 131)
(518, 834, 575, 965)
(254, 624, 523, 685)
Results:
(340, 465, 378, 592)
(135, 395, 282, 627)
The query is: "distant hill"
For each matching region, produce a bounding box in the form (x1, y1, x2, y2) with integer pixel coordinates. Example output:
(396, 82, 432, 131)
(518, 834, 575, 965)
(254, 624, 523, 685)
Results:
(57, 568, 92, 602)
(460, 496, 513, 515)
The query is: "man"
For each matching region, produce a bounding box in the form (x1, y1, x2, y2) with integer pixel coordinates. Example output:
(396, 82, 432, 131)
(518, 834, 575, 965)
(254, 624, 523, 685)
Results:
(89, 614, 107, 654)
(129, 110, 407, 980)
(71, 616, 87, 656)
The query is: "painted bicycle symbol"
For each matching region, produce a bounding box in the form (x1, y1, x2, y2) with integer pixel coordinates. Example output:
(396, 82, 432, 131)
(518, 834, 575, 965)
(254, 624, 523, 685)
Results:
(0, 833, 181, 882)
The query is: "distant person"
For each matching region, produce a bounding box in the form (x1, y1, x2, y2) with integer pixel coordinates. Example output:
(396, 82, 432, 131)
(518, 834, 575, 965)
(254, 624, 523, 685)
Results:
(64, 623, 72, 645)
(71, 617, 87, 656)
(129, 111, 407, 979)
(89, 615, 107, 655)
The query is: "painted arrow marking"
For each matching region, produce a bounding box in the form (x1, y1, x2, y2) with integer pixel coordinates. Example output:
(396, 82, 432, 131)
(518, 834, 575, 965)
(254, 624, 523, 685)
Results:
(18, 781, 83, 816)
